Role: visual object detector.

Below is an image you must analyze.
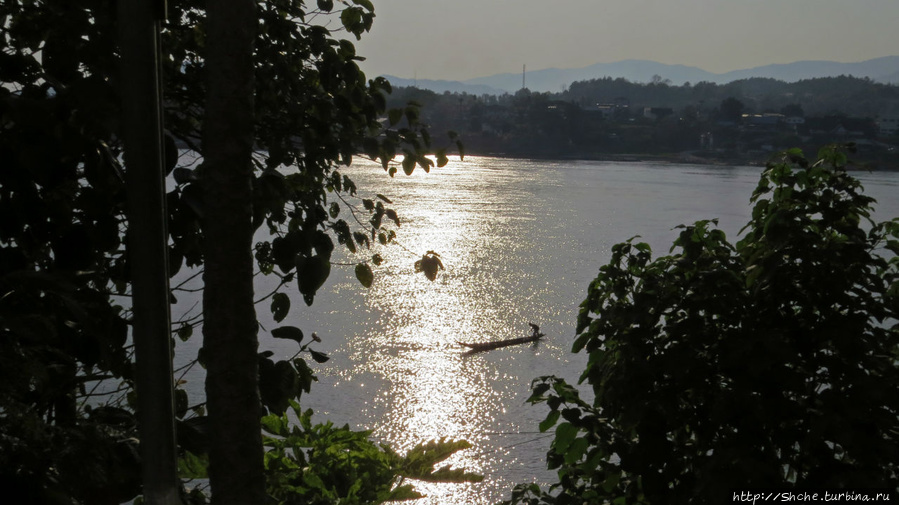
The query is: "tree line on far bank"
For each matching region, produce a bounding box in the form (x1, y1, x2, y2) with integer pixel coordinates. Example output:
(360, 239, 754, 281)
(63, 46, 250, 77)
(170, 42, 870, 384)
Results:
(385, 75, 899, 167)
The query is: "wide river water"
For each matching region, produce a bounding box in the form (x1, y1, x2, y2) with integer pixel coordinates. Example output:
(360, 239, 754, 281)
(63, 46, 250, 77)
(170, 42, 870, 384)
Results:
(173, 156, 899, 504)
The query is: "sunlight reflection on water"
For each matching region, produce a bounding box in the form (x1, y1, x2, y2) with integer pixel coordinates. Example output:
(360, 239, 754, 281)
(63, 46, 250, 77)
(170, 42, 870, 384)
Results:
(293, 157, 585, 504)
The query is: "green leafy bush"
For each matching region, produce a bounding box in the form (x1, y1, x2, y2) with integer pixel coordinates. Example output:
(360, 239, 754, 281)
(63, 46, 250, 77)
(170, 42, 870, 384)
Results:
(176, 401, 481, 504)
(505, 146, 899, 504)
(261, 404, 480, 504)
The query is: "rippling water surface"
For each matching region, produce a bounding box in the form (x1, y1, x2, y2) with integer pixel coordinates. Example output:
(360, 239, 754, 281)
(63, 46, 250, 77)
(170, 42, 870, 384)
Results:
(175, 157, 899, 504)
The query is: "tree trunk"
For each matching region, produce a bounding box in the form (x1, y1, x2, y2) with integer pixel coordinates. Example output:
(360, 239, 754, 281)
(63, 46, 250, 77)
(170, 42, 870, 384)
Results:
(202, 1, 263, 504)
(118, 0, 180, 503)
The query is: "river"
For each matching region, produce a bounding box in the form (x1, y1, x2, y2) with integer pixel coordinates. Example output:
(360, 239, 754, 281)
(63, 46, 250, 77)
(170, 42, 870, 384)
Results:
(172, 156, 899, 504)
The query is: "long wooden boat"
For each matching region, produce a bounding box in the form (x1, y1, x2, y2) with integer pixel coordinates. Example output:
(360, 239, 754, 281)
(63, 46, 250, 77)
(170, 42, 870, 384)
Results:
(458, 324, 545, 353)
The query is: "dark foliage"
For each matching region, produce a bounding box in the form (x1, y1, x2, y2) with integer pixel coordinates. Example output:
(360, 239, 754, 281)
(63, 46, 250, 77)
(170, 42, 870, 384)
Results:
(1, 0, 456, 502)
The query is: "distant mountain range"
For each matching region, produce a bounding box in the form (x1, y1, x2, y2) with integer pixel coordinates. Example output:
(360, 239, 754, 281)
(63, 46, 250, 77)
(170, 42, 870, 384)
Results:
(382, 56, 899, 95)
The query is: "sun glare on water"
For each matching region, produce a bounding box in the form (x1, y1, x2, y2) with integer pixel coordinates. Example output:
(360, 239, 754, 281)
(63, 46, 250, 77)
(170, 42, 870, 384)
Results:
(298, 156, 565, 504)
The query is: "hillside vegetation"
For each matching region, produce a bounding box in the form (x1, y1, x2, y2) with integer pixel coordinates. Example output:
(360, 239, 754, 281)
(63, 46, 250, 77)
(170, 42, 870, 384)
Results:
(387, 76, 899, 168)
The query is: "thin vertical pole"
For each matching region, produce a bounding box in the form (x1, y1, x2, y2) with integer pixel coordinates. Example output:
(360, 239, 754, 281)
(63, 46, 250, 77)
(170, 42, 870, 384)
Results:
(118, 1, 180, 503)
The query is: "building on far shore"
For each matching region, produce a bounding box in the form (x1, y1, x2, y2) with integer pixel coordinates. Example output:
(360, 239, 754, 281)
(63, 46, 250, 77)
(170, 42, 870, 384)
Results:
(877, 116, 899, 136)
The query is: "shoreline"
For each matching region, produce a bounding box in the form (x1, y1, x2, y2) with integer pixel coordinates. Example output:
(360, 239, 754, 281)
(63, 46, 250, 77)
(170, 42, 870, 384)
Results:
(468, 149, 899, 171)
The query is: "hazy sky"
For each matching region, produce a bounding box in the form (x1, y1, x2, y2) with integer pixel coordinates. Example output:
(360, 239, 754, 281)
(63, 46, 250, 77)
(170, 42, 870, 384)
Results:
(351, 0, 899, 81)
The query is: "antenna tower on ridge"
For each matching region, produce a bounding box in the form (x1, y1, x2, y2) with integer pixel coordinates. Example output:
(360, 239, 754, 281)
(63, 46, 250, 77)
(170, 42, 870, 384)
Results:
(522, 64, 526, 90)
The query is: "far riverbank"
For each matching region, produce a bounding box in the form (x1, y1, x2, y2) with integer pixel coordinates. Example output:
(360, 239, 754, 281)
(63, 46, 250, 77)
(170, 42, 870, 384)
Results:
(467, 147, 899, 171)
